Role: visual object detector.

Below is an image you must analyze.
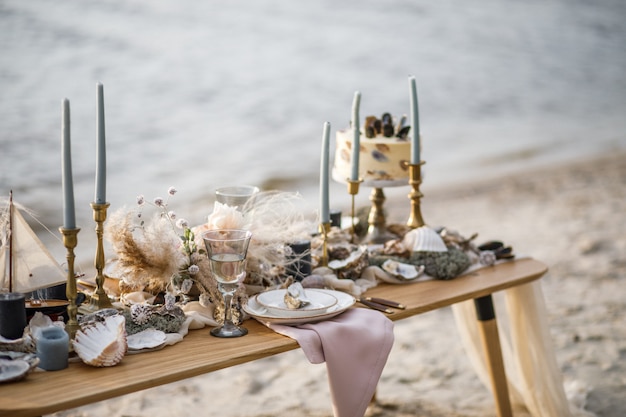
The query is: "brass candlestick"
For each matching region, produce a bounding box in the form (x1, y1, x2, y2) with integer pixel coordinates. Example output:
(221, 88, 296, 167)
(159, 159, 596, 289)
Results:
(364, 187, 396, 244)
(84, 202, 113, 311)
(346, 178, 362, 241)
(318, 222, 331, 267)
(406, 162, 426, 228)
(59, 227, 80, 339)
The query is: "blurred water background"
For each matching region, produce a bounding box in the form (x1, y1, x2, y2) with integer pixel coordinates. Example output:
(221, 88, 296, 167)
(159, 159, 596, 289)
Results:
(1, 0, 625, 268)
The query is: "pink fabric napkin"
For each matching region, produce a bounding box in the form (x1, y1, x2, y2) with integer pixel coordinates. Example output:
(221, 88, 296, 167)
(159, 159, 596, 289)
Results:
(268, 308, 394, 417)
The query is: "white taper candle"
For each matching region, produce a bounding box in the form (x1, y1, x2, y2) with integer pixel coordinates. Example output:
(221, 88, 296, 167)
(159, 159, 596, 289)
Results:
(350, 91, 361, 181)
(62, 98, 76, 229)
(409, 76, 420, 164)
(95, 82, 107, 204)
(320, 121, 331, 224)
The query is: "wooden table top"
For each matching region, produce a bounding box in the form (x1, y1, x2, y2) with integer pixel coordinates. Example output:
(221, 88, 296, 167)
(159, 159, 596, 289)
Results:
(0, 258, 547, 417)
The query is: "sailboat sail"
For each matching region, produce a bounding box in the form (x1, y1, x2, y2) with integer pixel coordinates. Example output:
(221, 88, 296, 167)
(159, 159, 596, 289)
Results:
(0, 200, 66, 293)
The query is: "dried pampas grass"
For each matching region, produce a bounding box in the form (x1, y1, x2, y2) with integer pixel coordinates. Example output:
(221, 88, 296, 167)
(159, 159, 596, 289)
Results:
(105, 208, 183, 292)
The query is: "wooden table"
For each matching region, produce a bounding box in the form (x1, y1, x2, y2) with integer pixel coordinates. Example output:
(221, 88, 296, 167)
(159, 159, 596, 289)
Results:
(0, 258, 547, 417)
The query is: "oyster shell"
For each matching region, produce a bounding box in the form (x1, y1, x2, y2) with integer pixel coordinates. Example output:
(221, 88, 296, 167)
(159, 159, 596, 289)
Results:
(0, 358, 31, 384)
(381, 259, 423, 280)
(73, 314, 127, 367)
(327, 246, 369, 280)
(403, 226, 448, 252)
(283, 282, 311, 309)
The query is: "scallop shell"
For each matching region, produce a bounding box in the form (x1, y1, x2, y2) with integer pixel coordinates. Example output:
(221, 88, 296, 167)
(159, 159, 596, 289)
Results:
(381, 260, 423, 280)
(403, 226, 448, 252)
(73, 314, 127, 367)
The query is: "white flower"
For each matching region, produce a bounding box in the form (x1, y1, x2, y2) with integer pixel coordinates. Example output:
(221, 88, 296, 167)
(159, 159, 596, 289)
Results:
(168, 211, 176, 220)
(136, 195, 145, 205)
(164, 293, 176, 310)
(168, 187, 177, 196)
(176, 218, 189, 229)
(181, 278, 194, 294)
(153, 197, 164, 207)
(207, 202, 246, 230)
(188, 264, 200, 275)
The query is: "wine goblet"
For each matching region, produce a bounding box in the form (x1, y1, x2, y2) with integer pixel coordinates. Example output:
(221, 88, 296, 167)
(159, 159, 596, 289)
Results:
(202, 229, 252, 337)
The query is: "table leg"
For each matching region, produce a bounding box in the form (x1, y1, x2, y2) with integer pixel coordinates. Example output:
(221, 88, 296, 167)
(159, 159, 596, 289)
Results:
(474, 295, 512, 417)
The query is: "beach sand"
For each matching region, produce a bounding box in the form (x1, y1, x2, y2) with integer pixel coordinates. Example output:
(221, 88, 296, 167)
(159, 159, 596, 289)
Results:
(50, 151, 625, 417)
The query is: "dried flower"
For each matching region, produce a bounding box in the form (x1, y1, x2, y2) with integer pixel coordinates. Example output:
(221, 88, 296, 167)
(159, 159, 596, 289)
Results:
(168, 211, 177, 220)
(164, 293, 176, 310)
(154, 197, 164, 207)
(176, 218, 189, 229)
(168, 187, 177, 196)
(199, 292, 212, 307)
(188, 264, 200, 275)
(181, 279, 194, 294)
(136, 195, 145, 205)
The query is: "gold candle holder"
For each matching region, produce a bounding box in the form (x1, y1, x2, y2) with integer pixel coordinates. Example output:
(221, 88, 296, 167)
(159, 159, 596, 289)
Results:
(346, 178, 362, 241)
(84, 202, 113, 311)
(364, 187, 396, 244)
(406, 162, 426, 228)
(59, 227, 80, 339)
(318, 222, 331, 267)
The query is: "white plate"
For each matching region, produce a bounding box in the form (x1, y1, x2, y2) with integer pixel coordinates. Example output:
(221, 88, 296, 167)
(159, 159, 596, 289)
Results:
(256, 289, 338, 317)
(244, 289, 355, 325)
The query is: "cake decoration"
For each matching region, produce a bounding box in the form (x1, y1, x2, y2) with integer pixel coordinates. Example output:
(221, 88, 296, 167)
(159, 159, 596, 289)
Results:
(333, 112, 412, 187)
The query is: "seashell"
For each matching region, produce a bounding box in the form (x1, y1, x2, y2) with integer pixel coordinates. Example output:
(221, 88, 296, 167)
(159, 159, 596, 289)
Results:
(0, 358, 32, 383)
(375, 143, 391, 153)
(127, 329, 167, 351)
(130, 304, 153, 325)
(73, 314, 127, 367)
(371, 150, 389, 162)
(328, 246, 369, 280)
(403, 226, 448, 253)
(381, 260, 423, 280)
(283, 282, 311, 309)
(396, 125, 411, 140)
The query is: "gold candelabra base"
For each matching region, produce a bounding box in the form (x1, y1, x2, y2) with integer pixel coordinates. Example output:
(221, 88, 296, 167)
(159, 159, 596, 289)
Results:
(82, 202, 114, 312)
(59, 227, 80, 339)
(406, 162, 426, 229)
(364, 187, 397, 244)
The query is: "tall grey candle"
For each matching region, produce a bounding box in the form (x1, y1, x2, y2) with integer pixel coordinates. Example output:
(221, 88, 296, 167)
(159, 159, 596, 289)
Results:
(0, 292, 27, 340)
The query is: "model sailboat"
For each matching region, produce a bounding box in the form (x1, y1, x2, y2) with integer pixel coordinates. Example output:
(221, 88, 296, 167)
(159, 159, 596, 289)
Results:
(0, 192, 67, 295)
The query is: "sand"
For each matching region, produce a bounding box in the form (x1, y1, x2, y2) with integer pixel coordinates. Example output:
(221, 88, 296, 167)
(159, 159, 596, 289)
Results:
(50, 151, 626, 417)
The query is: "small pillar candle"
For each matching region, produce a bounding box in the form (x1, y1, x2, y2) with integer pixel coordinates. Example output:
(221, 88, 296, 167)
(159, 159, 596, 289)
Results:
(286, 240, 312, 282)
(0, 293, 27, 340)
(36, 326, 69, 371)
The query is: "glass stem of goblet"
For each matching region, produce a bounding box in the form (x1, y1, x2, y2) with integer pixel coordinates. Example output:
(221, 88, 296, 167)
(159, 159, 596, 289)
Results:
(220, 283, 237, 329)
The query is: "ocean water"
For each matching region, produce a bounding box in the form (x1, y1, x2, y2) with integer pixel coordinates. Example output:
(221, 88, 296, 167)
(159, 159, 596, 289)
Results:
(1, 0, 625, 264)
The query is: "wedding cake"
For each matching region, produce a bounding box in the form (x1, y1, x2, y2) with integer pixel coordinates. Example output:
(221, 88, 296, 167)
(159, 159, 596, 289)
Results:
(332, 113, 412, 187)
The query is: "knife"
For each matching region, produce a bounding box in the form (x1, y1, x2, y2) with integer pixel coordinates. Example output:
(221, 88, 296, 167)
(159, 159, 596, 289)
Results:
(356, 298, 394, 314)
(364, 297, 406, 310)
